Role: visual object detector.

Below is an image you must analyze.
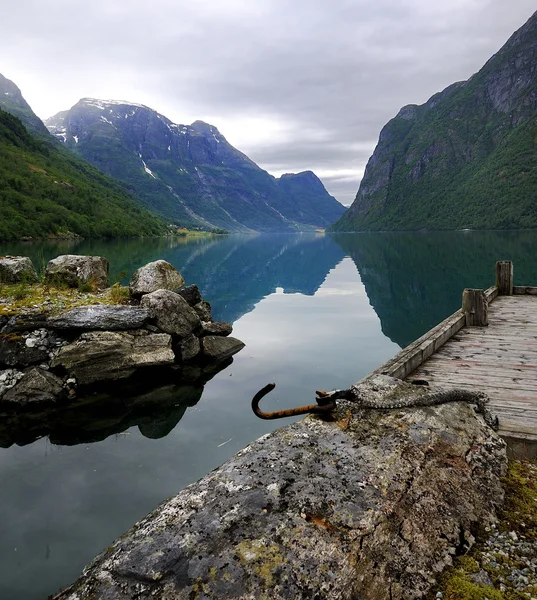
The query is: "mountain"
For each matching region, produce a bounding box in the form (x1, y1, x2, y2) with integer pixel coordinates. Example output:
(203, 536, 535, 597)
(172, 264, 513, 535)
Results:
(45, 99, 345, 232)
(0, 108, 164, 240)
(331, 11, 537, 232)
(0, 74, 51, 137)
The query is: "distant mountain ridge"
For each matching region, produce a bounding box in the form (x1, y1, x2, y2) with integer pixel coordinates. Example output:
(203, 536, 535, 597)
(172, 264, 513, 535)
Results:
(331, 10, 537, 231)
(46, 99, 345, 232)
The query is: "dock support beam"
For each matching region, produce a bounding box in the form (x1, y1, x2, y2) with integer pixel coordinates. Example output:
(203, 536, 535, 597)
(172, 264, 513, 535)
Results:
(496, 261, 513, 295)
(462, 289, 488, 326)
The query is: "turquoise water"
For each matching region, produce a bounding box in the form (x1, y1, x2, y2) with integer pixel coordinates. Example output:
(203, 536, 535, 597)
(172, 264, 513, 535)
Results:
(1, 231, 537, 599)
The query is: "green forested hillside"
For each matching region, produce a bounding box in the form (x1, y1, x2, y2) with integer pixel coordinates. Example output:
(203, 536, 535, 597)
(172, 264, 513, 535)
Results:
(0, 109, 164, 240)
(331, 10, 537, 231)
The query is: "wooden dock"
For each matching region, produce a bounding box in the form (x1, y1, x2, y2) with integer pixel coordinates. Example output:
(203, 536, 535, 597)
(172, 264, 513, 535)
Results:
(370, 262, 537, 441)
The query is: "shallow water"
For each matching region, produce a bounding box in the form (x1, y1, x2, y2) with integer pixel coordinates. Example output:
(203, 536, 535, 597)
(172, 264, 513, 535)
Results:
(1, 231, 537, 599)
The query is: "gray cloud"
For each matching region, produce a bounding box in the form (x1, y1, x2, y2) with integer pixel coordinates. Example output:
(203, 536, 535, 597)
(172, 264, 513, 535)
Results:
(1, 0, 535, 205)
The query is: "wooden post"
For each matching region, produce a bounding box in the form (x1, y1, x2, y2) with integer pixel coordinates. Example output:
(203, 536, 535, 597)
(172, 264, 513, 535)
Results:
(496, 261, 513, 295)
(462, 289, 488, 326)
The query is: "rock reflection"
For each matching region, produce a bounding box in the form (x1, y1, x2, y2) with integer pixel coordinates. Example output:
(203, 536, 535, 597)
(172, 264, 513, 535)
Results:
(0, 360, 232, 448)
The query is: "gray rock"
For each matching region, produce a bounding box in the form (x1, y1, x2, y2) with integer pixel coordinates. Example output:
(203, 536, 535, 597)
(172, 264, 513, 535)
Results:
(48, 305, 151, 331)
(174, 284, 202, 307)
(469, 570, 494, 587)
(130, 260, 185, 297)
(0, 334, 50, 368)
(51, 331, 175, 384)
(194, 300, 212, 322)
(200, 321, 232, 337)
(55, 381, 506, 600)
(179, 334, 200, 362)
(2, 368, 63, 405)
(0, 256, 38, 284)
(44, 255, 109, 289)
(141, 290, 200, 337)
(201, 335, 244, 362)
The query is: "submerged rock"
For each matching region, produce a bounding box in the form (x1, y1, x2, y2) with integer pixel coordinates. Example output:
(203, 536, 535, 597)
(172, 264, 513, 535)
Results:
(44, 255, 109, 289)
(0, 256, 38, 284)
(51, 331, 175, 384)
(48, 305, 150, 331)
(55, 378, 506, 600)
(130, 260, 185, 297)
(141, 289, 200, 337)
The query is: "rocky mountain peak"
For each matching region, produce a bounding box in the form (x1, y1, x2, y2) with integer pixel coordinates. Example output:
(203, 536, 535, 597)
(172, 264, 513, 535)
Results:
(331, 9, 537, 232)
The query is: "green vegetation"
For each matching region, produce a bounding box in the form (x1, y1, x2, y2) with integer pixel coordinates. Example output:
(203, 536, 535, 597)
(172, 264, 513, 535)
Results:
(429, 459, 537, 600)
(331, 14, 537, 232)
(0, 280, 131, 317)
(0, 109, 165, 240)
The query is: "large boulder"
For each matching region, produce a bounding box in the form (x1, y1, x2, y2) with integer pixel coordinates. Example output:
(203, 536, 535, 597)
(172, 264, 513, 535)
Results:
(44, 255, 109, 290)
(0, 256, 38, 284)
(141, 290, 200, 337)
(55, 378, 506, 600)
(48, 306, 151, 331)
(201, 335, 245, 362)
(51, 331, 175, 384)
(130, 261, 185, 297)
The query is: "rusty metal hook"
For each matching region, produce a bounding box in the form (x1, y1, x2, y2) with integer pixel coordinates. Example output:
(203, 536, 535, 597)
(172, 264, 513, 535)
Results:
(251, 383, 337, 420)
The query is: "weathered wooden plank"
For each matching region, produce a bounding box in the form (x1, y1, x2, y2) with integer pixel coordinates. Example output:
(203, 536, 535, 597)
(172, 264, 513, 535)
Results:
(462, 289, 488, 326)
(370, 310, 465, 380)
(513, 286, 537, 295)
(484, 286, 498, 303)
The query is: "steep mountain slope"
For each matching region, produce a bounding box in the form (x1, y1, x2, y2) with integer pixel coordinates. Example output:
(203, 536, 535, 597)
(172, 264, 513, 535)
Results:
(331, 10, 537, 231)
(0, 74, 51, 137)
(46, 99, 345, 232)
(0, 108, 164, 240)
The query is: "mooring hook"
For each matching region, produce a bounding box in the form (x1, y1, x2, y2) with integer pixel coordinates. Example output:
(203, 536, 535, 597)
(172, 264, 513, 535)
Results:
(251, 383, 337, 420)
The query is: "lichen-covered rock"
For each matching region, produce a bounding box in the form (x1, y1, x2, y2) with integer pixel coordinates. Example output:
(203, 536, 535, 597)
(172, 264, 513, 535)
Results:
(200, 321, 233, 337)
(44, 255, 109, 289)
(51, 331, 174, 384)
(55, 378, 506, 600)
(140, 289, 200, 337)
(194, 300, 212, 321)
(201, 335, 244, 362)
(2, 367, 64, 406)
(130, 260, 185, 297)
(0, 256, 38, 284)
(174, 284, 202, 307)
(48, 305, 150, 331)
(178, 333, 200, 362)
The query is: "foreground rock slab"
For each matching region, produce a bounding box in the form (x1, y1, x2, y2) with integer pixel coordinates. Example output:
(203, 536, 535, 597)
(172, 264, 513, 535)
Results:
(55, 378, 506, 600)
(48, 305, 151, 331)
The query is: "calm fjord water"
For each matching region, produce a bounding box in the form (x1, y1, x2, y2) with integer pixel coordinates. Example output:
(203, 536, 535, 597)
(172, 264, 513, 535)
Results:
(1, 231, 537, 599)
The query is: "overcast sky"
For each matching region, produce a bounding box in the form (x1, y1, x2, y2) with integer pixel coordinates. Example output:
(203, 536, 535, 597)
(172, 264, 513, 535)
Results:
(2, 1, 535, 205)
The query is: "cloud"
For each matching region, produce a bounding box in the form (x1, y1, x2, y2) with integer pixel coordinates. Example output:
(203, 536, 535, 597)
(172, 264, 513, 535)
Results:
(1, 0, 535, 205)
